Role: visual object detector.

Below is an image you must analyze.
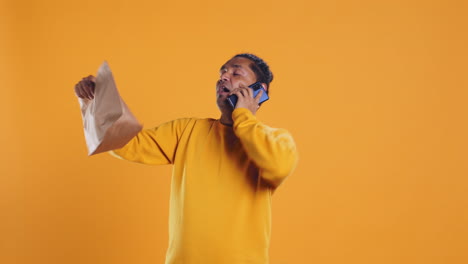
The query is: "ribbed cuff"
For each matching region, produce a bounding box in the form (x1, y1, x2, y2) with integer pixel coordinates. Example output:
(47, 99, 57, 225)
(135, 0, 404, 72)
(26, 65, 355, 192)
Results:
(232, 108, 256, 127)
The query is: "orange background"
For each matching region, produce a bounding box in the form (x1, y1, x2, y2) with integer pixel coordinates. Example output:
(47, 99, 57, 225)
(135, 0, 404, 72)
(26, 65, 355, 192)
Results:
(1, 0, 467, 263)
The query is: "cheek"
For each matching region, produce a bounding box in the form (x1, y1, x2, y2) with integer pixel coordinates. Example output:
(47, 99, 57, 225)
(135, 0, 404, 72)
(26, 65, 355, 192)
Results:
(244, 77, 256, 86)
(233, 80, 247, 88)
(232, 80, 240, 88)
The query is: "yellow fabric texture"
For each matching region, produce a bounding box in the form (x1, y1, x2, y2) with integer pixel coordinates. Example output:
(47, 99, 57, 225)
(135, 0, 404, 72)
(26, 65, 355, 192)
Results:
(111, 108, 298, 264)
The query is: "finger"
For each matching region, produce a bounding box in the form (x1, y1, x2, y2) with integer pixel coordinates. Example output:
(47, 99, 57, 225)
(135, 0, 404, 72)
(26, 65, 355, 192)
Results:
(232, 90, 246, 103)
(239, 87, 249, 97)
(82, 81, 94, 100)
(74, 83, 84, 98)
(229, 88, 241, 96)
(76, 82, 87, 99)
(81, 83, 92, 100)
(239, 89, 248, 98)
(254, 89, 263, 103)
(87, 75, 96, 83)
(246, 87, 254, 98)
(79, 81, 92, 100)
(85, 79, 95, 99)
(86, 76, 96, 94)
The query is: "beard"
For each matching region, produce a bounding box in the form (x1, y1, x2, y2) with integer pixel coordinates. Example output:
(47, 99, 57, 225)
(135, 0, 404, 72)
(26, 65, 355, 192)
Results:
(216, 95, 233, 112)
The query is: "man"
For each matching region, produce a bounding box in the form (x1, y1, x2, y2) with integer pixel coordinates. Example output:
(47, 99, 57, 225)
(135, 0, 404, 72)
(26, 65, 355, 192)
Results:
(75, 53, 298, 263)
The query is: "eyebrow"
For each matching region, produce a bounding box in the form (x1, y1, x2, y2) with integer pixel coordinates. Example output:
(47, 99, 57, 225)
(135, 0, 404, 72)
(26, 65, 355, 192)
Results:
(219, 64, 243, 72)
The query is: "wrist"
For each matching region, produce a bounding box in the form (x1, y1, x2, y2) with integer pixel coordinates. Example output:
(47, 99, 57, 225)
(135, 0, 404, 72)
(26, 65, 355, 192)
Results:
(232, 108, 255, 125)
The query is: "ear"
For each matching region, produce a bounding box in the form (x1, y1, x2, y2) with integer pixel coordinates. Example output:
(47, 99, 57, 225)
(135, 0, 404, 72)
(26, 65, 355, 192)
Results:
(261, 83, 268, 92)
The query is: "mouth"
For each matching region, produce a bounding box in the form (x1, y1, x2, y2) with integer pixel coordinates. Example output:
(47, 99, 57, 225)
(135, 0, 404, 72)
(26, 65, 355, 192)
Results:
(217, 83, 231, 94)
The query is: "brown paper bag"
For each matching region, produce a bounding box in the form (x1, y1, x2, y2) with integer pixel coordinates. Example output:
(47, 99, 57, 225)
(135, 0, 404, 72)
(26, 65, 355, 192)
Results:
(78, 61, 142, 155)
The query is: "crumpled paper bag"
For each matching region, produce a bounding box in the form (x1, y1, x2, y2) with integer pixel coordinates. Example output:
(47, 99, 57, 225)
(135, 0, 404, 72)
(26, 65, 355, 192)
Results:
(78, 61, 142, 155)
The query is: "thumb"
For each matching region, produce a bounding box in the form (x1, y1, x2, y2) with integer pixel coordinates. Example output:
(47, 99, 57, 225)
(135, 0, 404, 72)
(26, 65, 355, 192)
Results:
(254, 89, 264, 102)
(87, 75, 96, 83)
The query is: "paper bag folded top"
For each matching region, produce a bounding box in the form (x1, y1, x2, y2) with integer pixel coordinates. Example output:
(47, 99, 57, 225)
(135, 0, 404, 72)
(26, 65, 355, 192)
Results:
(78, 61, 142, 155)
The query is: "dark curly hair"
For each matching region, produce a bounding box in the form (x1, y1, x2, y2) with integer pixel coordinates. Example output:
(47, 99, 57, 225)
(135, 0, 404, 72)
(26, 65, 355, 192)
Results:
(233, 53, 274, 92)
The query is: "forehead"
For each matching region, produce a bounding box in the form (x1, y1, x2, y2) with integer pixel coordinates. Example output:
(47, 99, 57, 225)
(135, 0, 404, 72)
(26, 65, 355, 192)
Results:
(220, 57, 253, 71)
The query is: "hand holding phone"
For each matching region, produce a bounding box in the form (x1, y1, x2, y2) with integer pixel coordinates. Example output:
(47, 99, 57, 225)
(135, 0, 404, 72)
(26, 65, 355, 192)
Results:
(227, 82, 269, 108)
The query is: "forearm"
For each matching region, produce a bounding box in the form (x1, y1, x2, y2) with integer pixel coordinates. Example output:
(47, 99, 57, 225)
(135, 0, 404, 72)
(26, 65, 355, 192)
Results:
(110, 129, 172, 165)
(233, 108, 298, 187)
(110, 118, 193, 165)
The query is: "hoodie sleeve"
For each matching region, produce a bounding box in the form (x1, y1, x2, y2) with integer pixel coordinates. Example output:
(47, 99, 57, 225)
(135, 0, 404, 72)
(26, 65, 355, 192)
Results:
(232, 108, 298, 188)
(110, 118, 193, 165)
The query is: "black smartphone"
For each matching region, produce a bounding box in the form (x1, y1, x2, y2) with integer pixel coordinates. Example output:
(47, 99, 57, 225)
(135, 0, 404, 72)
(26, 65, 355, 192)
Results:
(227, 82, 269, 108)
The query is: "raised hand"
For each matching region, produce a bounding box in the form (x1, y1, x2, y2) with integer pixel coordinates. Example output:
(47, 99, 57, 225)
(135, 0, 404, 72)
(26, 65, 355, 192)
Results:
(74, 75, 96, 100)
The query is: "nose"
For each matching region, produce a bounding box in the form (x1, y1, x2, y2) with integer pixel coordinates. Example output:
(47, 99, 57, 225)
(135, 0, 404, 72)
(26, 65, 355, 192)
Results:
(220, 72, 230, 82)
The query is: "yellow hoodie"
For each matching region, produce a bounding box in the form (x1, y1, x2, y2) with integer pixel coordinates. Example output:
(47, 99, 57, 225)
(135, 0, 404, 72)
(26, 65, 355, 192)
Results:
(112, 108, 298, 264)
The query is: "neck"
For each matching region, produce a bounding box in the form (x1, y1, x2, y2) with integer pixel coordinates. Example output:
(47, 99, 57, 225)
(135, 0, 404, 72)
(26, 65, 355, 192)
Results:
(219, 109, 234, 126)
(219, 112, 234, 126)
